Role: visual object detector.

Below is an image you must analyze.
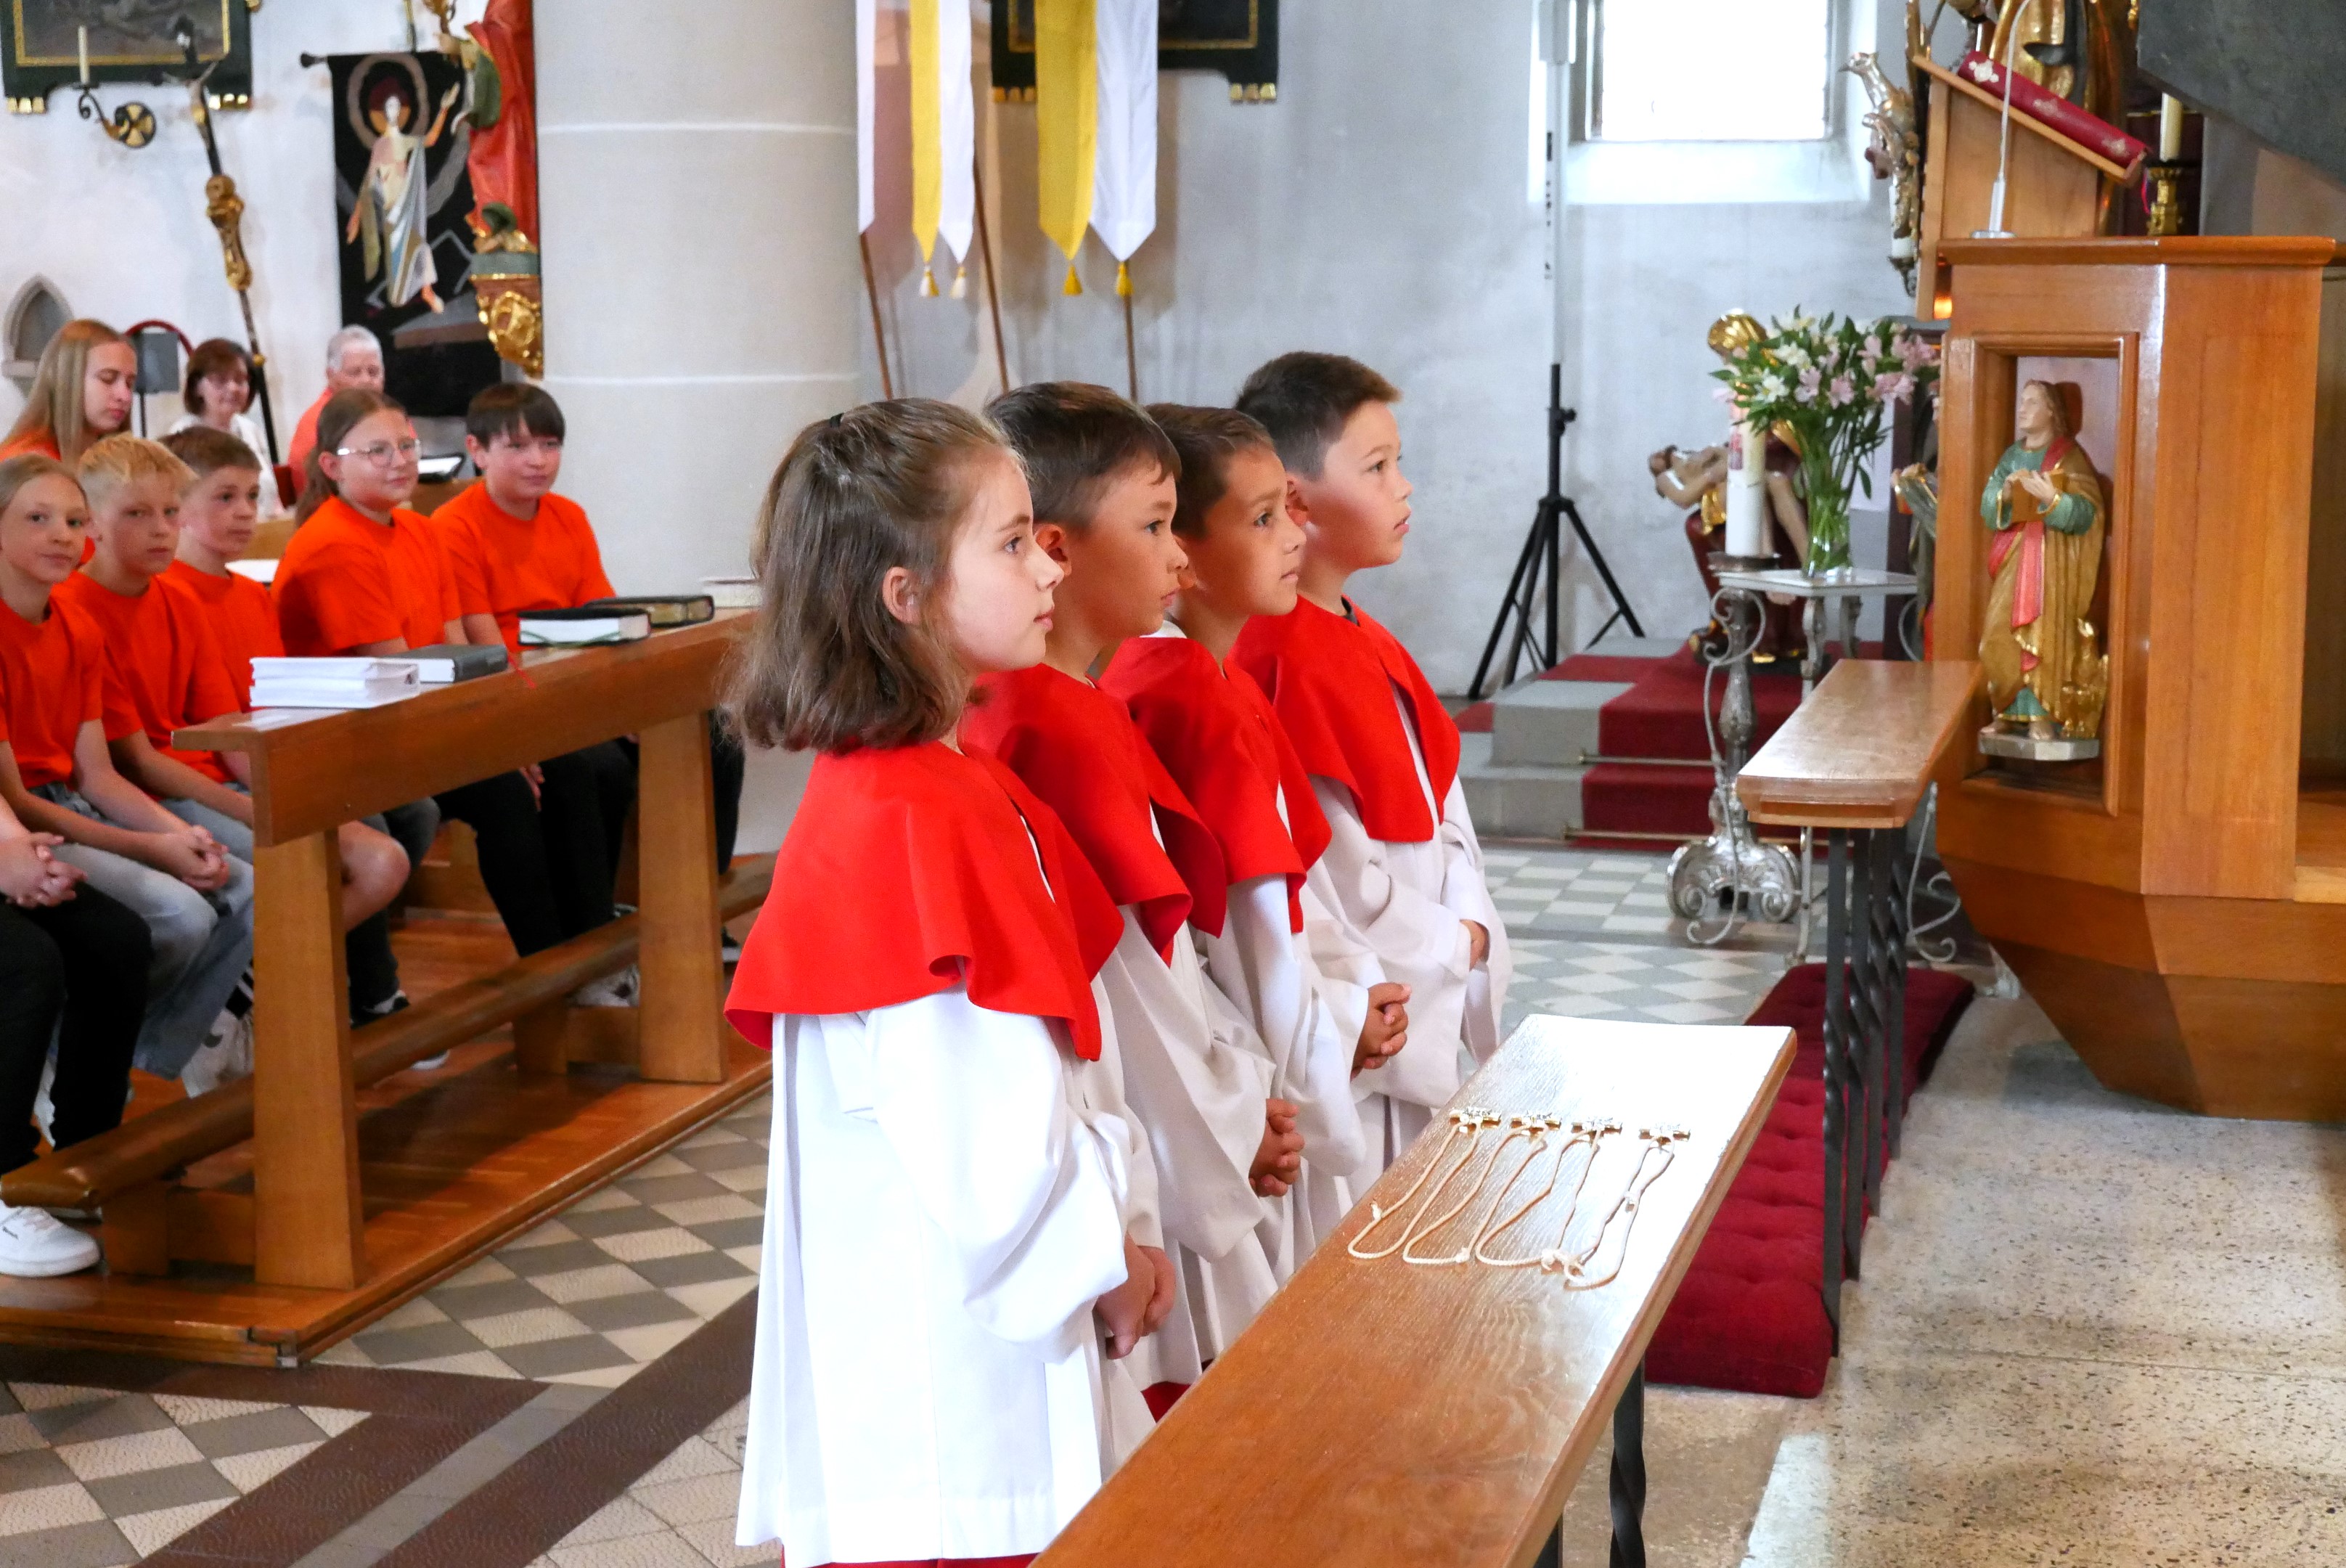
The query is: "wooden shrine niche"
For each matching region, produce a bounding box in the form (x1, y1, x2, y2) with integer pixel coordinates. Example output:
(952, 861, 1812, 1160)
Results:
(1934, 236, 2345, 1122)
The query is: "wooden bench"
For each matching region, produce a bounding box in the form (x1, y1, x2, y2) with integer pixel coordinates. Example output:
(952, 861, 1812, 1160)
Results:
(1735, 656, 1979, 1336)
(0, 615, 772, 1363)
(1037, 1016, 1794, 1568)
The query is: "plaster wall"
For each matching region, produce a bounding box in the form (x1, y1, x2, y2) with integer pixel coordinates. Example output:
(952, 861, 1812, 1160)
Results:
(865, 0, 1926, 686)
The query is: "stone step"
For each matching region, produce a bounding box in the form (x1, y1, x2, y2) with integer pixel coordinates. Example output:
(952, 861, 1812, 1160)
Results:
(1574, 634, 1688, 661)
(1458, 731, 1588, 840)
(1489, 677, 1634, 767)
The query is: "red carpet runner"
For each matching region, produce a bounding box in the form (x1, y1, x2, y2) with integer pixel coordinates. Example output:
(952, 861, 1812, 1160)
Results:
(1642, 963, 1974, 1397)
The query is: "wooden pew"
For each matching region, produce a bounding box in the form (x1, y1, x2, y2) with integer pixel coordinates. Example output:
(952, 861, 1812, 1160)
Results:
(1735, 657, 1979, 1337)
(1038, 1017, 1794, 1568)
(0, 615, 770, 1363)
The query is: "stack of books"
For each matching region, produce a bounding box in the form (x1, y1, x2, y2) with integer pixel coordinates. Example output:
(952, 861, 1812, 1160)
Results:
(248, 658, 422, 710)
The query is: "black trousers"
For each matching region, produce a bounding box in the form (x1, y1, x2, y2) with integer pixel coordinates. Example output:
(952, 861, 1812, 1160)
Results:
(0, 888, 151, 1175)
(346, 800, 441, 1019)
(436, 745, 634, 958)
(613, 716, 745, 875)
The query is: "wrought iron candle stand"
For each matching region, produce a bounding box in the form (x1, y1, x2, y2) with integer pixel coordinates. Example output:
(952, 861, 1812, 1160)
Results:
(1667, 564, 1802, 940)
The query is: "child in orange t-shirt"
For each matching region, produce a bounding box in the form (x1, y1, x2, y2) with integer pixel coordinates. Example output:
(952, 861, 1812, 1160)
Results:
(0, 454, 253, 1092)
(158, 425, 417, 1024)
(431, 385, 745, 979)
(272, 391, 591, 967)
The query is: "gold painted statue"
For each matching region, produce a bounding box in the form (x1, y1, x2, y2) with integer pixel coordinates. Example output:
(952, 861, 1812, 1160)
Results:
(1980, 380, 2108, 746)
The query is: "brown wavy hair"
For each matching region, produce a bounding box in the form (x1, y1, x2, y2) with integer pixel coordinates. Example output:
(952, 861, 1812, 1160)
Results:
(4, 319, 129, 466)
(181, 338, 252, 417)
(726, 399, 1014, 754)
(294, 388, 407, 522)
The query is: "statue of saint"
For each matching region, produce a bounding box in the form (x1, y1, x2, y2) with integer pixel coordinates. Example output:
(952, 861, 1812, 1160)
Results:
(1979, 379, 2108, 743)
(346, 81, 462, 314)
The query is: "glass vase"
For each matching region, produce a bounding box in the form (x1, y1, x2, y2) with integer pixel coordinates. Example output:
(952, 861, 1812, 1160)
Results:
(1800, 444, 1852, 578)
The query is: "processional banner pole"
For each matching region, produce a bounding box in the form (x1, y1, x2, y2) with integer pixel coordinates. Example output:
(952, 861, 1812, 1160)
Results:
(177, 30, 280, 463)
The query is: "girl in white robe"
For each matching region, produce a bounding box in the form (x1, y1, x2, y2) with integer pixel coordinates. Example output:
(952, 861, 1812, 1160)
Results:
(722, 401, 1166, 1567)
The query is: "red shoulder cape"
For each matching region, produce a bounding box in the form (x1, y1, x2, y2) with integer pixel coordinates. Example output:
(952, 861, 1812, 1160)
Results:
(1231, 597, 1460, 843)
(723, 742, 1119, 1057)
(962, 664, 1229, 949)
(1098, 634, 1329, 934)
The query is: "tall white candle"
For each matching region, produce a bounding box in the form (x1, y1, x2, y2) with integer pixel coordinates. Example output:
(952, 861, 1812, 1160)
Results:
(2159, 94, 2183, 161)
(1725, 418, 1765, 558)
(78, 25, 89, 86)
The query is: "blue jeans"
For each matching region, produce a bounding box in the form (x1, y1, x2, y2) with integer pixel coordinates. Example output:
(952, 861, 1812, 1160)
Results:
(33, 783, 256, 1079)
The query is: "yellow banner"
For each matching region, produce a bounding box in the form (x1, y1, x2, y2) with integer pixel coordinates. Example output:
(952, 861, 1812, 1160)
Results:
(910, 0, 941, 290)
(1035, 0, 1097, 294)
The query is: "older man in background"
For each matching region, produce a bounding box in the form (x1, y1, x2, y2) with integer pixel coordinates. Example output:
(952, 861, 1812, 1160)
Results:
(285, 326, 385, 478)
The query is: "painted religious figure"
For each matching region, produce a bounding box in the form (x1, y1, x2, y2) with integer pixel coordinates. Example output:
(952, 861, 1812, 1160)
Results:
(1979, 379, 2108, 749)
(346, 78, 462, 314)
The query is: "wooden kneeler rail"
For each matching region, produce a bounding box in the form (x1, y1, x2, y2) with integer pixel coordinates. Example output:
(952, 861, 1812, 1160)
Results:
(0, 616, 774, 1364)
(1038, 1018, 1794, 1568)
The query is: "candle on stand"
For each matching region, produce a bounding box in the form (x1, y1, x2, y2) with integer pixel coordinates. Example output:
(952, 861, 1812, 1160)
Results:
(77, 25, 89, 86)
(2159, 94, 2183, 161)
(1725, 418, 1766, 558)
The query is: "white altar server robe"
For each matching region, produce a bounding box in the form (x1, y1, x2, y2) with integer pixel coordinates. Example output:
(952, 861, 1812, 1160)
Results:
(1095, 905, 1280, 1386)
(735, 984, 1135, 1563)
(1307, 689, 1513, 1173)
(1203, 873, 1371, 1276)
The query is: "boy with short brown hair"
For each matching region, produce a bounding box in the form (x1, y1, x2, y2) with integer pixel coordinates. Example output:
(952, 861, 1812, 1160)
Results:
(963, 383, 1290, 1399)
(1232, 353, 1512, 1173)
(1100, 404, 1408, 1273)
(154, 425, 417, 1028)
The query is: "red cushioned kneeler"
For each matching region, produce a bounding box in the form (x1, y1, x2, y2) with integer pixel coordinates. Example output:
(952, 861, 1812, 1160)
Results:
(1643, 963, 1971, 1397)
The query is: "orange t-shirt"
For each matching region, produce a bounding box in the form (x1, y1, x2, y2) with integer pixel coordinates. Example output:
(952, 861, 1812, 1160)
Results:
(54, 571, 242, 783)
(166, 559, 285, 710)
(0, 593, 139, 789)
(0, 429, 62, 462)
(273, 495, 463, 656)
(429, 485, 616, 658)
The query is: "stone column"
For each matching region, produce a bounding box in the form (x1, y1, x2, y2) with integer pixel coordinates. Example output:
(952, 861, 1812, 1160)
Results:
(536, 2, 859, 594)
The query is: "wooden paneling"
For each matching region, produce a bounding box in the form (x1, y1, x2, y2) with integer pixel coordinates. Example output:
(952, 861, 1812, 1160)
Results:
(179, 615, 747, 846)
(1737, 660, 1979, 828)
(1037, 1018, 1794, 1568)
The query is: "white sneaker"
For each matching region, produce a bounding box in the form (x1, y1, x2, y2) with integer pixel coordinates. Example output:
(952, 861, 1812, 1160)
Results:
(571, 965, 639, 1009)
(411, 1051, 450, 1071)
(0, 1201, 100, 1277)
(180, 1011, 253, 1098)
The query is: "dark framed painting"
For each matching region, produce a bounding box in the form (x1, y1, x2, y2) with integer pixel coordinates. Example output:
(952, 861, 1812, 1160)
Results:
(990, 0, 1278, 97)
(327, 49, 501, 419)
(1, 0, 254, 111)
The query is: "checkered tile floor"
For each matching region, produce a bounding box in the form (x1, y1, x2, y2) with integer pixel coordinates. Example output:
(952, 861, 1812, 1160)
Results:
(1505, 939, 1786, 1034)
(315, 1100, 769, 1387)
(0, 1383, 364, 1566)
(1484, 848, 1684, 936)
(529, 1399, 759, 1568)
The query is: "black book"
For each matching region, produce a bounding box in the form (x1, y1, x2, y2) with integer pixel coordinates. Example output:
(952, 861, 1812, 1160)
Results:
(401, 643, 510, 683)
(584, 595, 716, 627)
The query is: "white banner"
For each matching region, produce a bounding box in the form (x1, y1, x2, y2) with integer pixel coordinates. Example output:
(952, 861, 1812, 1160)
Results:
(1089, 0, 1157, 264)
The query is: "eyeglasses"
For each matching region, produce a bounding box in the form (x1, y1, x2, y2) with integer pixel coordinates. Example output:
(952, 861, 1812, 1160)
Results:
(334, 438, 421, 467)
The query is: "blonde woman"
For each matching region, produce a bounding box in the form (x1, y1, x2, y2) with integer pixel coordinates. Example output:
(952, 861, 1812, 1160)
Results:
(3, 320, 136, 466)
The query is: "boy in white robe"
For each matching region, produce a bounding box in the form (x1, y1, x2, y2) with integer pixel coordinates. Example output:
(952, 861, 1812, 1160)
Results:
(1233, 354, 1513, 1173)
(967, 385, 1308, 1398)
(1103, 405, 1411, 1275)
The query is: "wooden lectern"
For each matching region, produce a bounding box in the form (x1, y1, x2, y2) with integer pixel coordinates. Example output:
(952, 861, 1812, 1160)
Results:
(1913, 56, 2135, 304)
(1935, 235, 2346, 1120)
